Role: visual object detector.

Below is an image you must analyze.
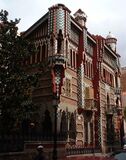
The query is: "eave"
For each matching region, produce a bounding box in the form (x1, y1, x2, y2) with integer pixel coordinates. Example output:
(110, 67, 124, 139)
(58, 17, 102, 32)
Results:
(22, 12, 48, 38)
(87, 32, 96, 44)
(104, 44, 119, 59)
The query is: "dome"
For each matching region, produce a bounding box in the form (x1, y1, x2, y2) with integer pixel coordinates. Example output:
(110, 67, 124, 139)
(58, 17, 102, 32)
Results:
(74, 9, 87, 27)
(106, 32, 115, 39)
(105, 32, 117, 52)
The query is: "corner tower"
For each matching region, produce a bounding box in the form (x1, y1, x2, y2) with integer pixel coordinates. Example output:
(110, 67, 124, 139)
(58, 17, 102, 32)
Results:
(106, 32, 117, 52)
(74, 9, 87, 27)
(48, 4, 71, 60)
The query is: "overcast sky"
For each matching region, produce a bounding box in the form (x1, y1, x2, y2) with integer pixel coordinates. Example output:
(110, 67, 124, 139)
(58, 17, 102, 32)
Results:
(1, 0, 126, 67)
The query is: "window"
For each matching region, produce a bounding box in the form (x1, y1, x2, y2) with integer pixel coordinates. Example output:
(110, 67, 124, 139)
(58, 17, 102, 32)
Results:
(37, 46, 41, 63)
(103, 68, 106, 80)
(87, 42, 93, 56)
(90, 62, 93, 78)
(103, 68, 114, 87)
(73, 51, 75, 69)
(70, 49, 72, 67)
(32, 53, 35, 64)
(42, 44, 46, 61)
(65, 78, 71, 97)
(85, 61, 87, 76)
(115, 73, 118, 88)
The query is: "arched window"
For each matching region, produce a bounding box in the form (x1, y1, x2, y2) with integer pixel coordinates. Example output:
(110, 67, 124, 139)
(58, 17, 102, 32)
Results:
(42, 44, 46, 61)
(46, 44, 48, 58)
(91, 63, 93, 78)
(42, 109, 52, 135)
(87, 61, 90, 77)
(60, 111, 67, 138)
(116, 97, 119, 107)
(115, 72, 118, 88)
(85, 60, 87, 76)
(70, 49, 72, 67)
(69, 113, 76, 143)
(73, 51, 75, 69)
(32, 53, 35, 64)
(84, 121, 88, 145)
(57, 29, 63, 54)
(107, 94, 110, 109)
(37, 45, 41, 63)
(66, 40, 68, 56)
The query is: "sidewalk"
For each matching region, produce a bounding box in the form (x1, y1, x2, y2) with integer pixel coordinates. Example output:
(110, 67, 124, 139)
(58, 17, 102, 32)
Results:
(60, 153, 115, 160)
(61, 156, 115, 160)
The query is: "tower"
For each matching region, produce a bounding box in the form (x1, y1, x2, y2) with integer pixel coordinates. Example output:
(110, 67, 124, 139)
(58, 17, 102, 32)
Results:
(74, 9, 87, 27)
(106, 32, 117, 52)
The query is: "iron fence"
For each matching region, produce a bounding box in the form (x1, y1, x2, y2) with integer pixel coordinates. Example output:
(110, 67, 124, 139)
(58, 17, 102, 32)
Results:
(0, 133, 67, 153)
(66, 145, 101, 156)
(0, 134, 24, 153)
(0, 133, 103, 155)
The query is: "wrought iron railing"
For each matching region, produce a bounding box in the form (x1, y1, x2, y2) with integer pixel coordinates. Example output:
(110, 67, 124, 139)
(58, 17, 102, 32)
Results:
(0, 133, 103, 155)
(0, 134, 24, 153)
(66, 145, 101, 156)
(84, 99, 97, 111)
(115, 87, 121, 95)
(106, 104, 122, 115)
(0, 133, 67, 153)
(48, 54, 67, 65)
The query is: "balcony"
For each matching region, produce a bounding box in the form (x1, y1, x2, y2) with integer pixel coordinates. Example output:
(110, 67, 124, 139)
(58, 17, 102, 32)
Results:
(106, 104, 122, 115)
(77, 99, 97, 122)
(84, 99, 97, 111)
(114, 88, 121, 95)
(77, 99, 97, 115)
(48, 54, 67, 66)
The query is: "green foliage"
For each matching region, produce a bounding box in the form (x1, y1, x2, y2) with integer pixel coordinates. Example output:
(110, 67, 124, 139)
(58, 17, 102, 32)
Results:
(0, 10, 39, 133)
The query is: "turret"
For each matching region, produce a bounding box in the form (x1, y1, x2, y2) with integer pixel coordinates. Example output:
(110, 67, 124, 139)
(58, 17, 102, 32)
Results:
(106, 32, 117, 52)
(74, 9, 87, 27)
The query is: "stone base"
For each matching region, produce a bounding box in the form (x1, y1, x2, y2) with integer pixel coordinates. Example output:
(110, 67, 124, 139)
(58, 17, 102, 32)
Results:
(24, 141, 66, 159)
(0, 141, 66, 160)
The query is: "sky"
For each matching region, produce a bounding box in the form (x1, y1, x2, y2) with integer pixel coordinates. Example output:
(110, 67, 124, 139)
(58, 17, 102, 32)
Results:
(0, 0, 126, 67)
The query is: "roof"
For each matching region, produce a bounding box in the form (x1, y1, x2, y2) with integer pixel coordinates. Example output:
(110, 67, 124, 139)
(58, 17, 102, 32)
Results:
(106, 31, 117, 40)
(74, 9, 87, 21)
(22, 12, 48, 37)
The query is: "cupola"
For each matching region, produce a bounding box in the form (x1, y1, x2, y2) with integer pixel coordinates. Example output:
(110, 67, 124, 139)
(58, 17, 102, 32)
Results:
(74, 9, 87, 27)
(106, 32, 117, 52)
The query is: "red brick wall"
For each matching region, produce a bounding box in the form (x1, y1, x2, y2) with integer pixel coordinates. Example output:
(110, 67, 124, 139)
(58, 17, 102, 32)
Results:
(121, 67, 126, 92)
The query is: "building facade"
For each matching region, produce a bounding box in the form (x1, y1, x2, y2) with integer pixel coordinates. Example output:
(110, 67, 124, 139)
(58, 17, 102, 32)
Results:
(121, 67, 126, 136)
(23, 4, 123, 153)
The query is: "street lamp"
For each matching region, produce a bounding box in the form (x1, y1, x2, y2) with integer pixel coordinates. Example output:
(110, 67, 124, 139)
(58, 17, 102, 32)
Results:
(52, 64, 64, 160)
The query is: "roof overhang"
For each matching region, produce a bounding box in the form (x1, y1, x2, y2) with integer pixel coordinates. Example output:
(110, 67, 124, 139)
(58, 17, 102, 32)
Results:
(22, 12, 48, 38)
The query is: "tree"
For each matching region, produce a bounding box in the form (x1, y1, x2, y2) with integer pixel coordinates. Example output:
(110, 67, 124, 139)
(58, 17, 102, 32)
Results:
(0, 10, 39, 134)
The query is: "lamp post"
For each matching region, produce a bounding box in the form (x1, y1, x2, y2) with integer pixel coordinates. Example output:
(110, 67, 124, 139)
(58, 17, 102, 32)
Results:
(52, 64, 64, 160)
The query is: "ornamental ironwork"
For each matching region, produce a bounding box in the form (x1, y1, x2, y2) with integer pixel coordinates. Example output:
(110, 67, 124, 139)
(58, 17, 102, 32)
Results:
(105, 104, 122, 115)
(84, 99, 97, 111)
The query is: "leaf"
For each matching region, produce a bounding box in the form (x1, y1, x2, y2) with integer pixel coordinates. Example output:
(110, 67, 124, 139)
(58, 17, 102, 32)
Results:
(0, 10, 39, 134)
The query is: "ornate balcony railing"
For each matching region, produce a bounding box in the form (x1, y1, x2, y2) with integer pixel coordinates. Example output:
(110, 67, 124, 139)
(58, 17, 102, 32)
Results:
(115, 87, 121, 95)
(106, 104, 122, 115)
(84, 99, 97, 111)
(48, 54, 67, 66)
(66, 145, 101, 156)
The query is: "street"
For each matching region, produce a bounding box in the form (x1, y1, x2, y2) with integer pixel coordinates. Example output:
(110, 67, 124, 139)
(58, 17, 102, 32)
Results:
(61, 155, 115, 160)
